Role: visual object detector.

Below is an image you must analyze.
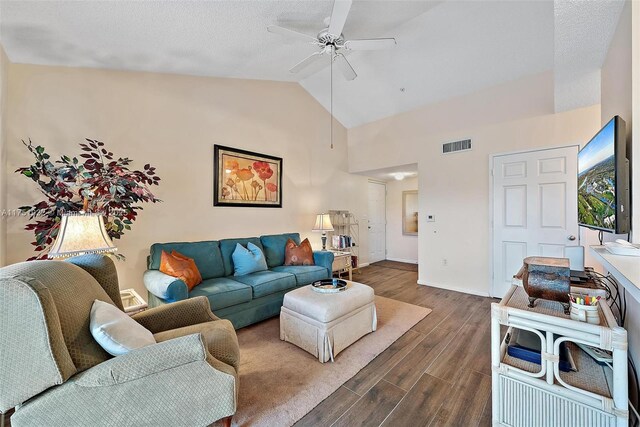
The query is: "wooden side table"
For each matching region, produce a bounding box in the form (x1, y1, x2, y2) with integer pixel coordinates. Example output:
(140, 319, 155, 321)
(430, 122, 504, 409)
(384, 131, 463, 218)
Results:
(330, 251, 352, 281)
(120, 288, 148, 316)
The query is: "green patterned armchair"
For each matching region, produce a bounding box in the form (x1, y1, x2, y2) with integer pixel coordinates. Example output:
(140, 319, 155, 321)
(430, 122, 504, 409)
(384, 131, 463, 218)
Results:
(0, 255, 239, 427)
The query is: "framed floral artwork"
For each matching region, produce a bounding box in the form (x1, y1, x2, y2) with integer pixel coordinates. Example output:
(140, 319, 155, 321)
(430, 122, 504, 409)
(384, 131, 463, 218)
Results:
(213, 145, 283, 207)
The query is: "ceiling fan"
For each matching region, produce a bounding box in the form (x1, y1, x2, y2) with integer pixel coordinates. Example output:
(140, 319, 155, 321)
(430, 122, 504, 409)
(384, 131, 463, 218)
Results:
(267, 0, 397, 80)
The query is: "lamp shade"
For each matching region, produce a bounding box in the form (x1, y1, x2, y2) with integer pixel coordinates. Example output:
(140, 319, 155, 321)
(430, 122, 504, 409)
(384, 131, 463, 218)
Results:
(312, 213, 334, 232)
(48, 213, 117, 259)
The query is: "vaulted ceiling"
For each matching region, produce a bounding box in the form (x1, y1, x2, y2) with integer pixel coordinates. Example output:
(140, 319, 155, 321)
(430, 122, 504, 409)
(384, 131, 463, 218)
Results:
(0, 0, 626, 128)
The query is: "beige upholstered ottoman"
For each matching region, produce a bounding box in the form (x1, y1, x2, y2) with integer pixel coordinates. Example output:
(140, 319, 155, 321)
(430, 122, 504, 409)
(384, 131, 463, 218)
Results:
(280, 281, 377, 363)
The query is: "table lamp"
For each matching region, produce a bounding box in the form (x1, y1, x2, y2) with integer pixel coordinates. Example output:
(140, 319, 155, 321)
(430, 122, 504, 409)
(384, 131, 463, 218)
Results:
(48, 212, 117, 258)
(312, 213, 334, 251)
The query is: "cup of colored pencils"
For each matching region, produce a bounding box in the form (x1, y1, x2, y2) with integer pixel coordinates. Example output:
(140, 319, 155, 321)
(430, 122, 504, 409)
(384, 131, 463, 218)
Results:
(568, 293, 601, 324)
(569, 294, 600, 306)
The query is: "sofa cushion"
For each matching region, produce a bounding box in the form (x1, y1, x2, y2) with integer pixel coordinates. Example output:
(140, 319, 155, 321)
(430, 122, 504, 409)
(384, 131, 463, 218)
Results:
(149, 241, 224, 280)
(232, 270, 296, 298)
(260, 233, 301, 268)
(271, 265, 328, 286)
(232, 242, 268, 276)
(219, 238, 264, 277)
(189, 277, 252, 311)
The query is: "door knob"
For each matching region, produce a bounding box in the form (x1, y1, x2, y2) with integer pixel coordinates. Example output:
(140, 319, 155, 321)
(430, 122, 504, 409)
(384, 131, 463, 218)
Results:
(568, 235, 576, 241)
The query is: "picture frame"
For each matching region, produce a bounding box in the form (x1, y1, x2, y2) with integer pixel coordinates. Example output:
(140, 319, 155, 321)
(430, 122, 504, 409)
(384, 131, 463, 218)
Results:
(402, 190, 418, 235)
(213, 145, 283, 207)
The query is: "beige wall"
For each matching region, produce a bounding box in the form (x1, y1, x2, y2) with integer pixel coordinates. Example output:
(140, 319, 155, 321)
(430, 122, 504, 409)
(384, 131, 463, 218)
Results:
(577, 0, 635, 269)
(600, 0, 633, 244)
(601, 0, 633, 137)
(4, 64, 369, 297)
(597, 0, 640, 374)
(634, 0, 640, 237)
(349, 72, 601, 296)
(598, 0, 633, 251)
(348, 71, 556, 174)
(385, 177, 418, 263)
(0, 45, 8, 267)
(631, 0, 640, 373)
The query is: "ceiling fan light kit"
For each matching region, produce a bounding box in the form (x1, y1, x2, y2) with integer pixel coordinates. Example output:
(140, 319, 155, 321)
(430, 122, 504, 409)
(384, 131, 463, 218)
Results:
(268, 0, 397, 149)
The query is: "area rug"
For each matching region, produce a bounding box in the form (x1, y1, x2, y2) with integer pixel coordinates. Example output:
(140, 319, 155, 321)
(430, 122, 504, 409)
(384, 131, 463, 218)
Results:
(221, 296, 431, 427)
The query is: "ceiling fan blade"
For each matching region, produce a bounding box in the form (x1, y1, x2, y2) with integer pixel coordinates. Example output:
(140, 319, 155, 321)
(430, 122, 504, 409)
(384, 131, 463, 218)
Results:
(334, 53, 357, 81)
(290, 51, 325, 74)
(327, 0, 352, 37)
(344, 38, 397, 51)
(267, 25, 317, 42)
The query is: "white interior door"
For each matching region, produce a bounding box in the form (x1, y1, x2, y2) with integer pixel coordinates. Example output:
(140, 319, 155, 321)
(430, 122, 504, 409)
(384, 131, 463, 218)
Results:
(492, 146, 579, 298)
(368, 181, 387, 263)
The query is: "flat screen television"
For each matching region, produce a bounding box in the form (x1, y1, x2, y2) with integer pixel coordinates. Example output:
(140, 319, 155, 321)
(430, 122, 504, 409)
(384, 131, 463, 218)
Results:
(578, 116, 629, 234)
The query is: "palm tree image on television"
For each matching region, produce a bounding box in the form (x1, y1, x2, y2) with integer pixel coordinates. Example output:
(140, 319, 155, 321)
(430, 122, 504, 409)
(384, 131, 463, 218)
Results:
(578, 120, 616, 230)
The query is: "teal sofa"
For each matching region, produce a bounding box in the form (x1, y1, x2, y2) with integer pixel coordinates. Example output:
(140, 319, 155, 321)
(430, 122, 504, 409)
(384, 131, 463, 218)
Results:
(143, 233, 334, 329)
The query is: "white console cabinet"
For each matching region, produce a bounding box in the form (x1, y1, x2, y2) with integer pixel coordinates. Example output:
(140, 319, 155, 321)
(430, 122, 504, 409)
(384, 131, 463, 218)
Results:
(491, 285, 628, 427)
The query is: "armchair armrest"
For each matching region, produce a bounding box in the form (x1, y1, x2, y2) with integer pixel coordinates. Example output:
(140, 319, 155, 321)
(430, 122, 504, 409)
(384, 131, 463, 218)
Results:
(313, 251, 335, 277)
(131, 296, 219, 333)
(76, 334, 208, 387)
(143, 269, 188, 302)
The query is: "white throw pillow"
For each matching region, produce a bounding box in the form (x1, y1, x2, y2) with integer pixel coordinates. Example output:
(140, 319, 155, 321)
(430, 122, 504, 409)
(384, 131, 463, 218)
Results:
(90, 299, 156, 356)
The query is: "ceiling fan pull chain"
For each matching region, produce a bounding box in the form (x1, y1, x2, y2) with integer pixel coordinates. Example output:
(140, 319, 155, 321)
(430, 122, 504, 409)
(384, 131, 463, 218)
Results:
(331, 49, 334, 149)
(266, 0, 395, 134)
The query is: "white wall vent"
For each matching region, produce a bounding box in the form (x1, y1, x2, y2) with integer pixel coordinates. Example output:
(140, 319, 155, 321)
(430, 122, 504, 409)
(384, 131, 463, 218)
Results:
(442, 139, 472, 154)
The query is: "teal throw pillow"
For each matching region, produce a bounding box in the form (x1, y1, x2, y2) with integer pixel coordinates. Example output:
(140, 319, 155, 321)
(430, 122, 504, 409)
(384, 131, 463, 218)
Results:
(232, 242, 268, 276)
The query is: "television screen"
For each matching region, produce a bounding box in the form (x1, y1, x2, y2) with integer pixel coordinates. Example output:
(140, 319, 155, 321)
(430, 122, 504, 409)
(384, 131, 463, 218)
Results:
(578, 117, 627, 233)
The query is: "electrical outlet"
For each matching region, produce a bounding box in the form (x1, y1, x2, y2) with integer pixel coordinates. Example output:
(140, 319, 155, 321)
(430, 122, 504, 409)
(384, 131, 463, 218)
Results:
(426, 214, 436, 222)
(442, 258, 448, 266)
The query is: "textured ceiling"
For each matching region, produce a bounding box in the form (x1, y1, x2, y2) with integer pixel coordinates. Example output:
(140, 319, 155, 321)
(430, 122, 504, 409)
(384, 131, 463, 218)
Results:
(0, 1, 432, 81)
(0, 0, 626, 128)
(302, 0, 555, 127)
(553, 0, 625, 112)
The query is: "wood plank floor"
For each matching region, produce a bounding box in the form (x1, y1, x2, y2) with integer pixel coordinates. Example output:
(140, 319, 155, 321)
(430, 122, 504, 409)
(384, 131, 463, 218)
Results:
(368, 260, 418, 272)
(296, 263, 497, 427)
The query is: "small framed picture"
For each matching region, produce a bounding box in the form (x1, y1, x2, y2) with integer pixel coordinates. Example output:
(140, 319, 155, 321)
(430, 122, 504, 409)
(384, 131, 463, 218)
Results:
(213, 145, 283, 208)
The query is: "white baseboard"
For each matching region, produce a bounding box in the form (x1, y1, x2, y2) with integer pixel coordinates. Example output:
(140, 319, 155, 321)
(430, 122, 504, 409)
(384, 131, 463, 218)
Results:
(385, 257, 418, 264)
(357, 262, 370, 268)
(417, 280, 490, 297)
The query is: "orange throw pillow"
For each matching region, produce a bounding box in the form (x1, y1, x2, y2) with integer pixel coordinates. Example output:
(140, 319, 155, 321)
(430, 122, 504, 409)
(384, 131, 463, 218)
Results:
(159, 250, 203, 291)
(284, 238, 315, 266)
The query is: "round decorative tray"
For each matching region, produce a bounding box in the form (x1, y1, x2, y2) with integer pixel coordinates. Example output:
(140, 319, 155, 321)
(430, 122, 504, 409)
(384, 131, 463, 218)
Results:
(312, 279, 348, 294)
